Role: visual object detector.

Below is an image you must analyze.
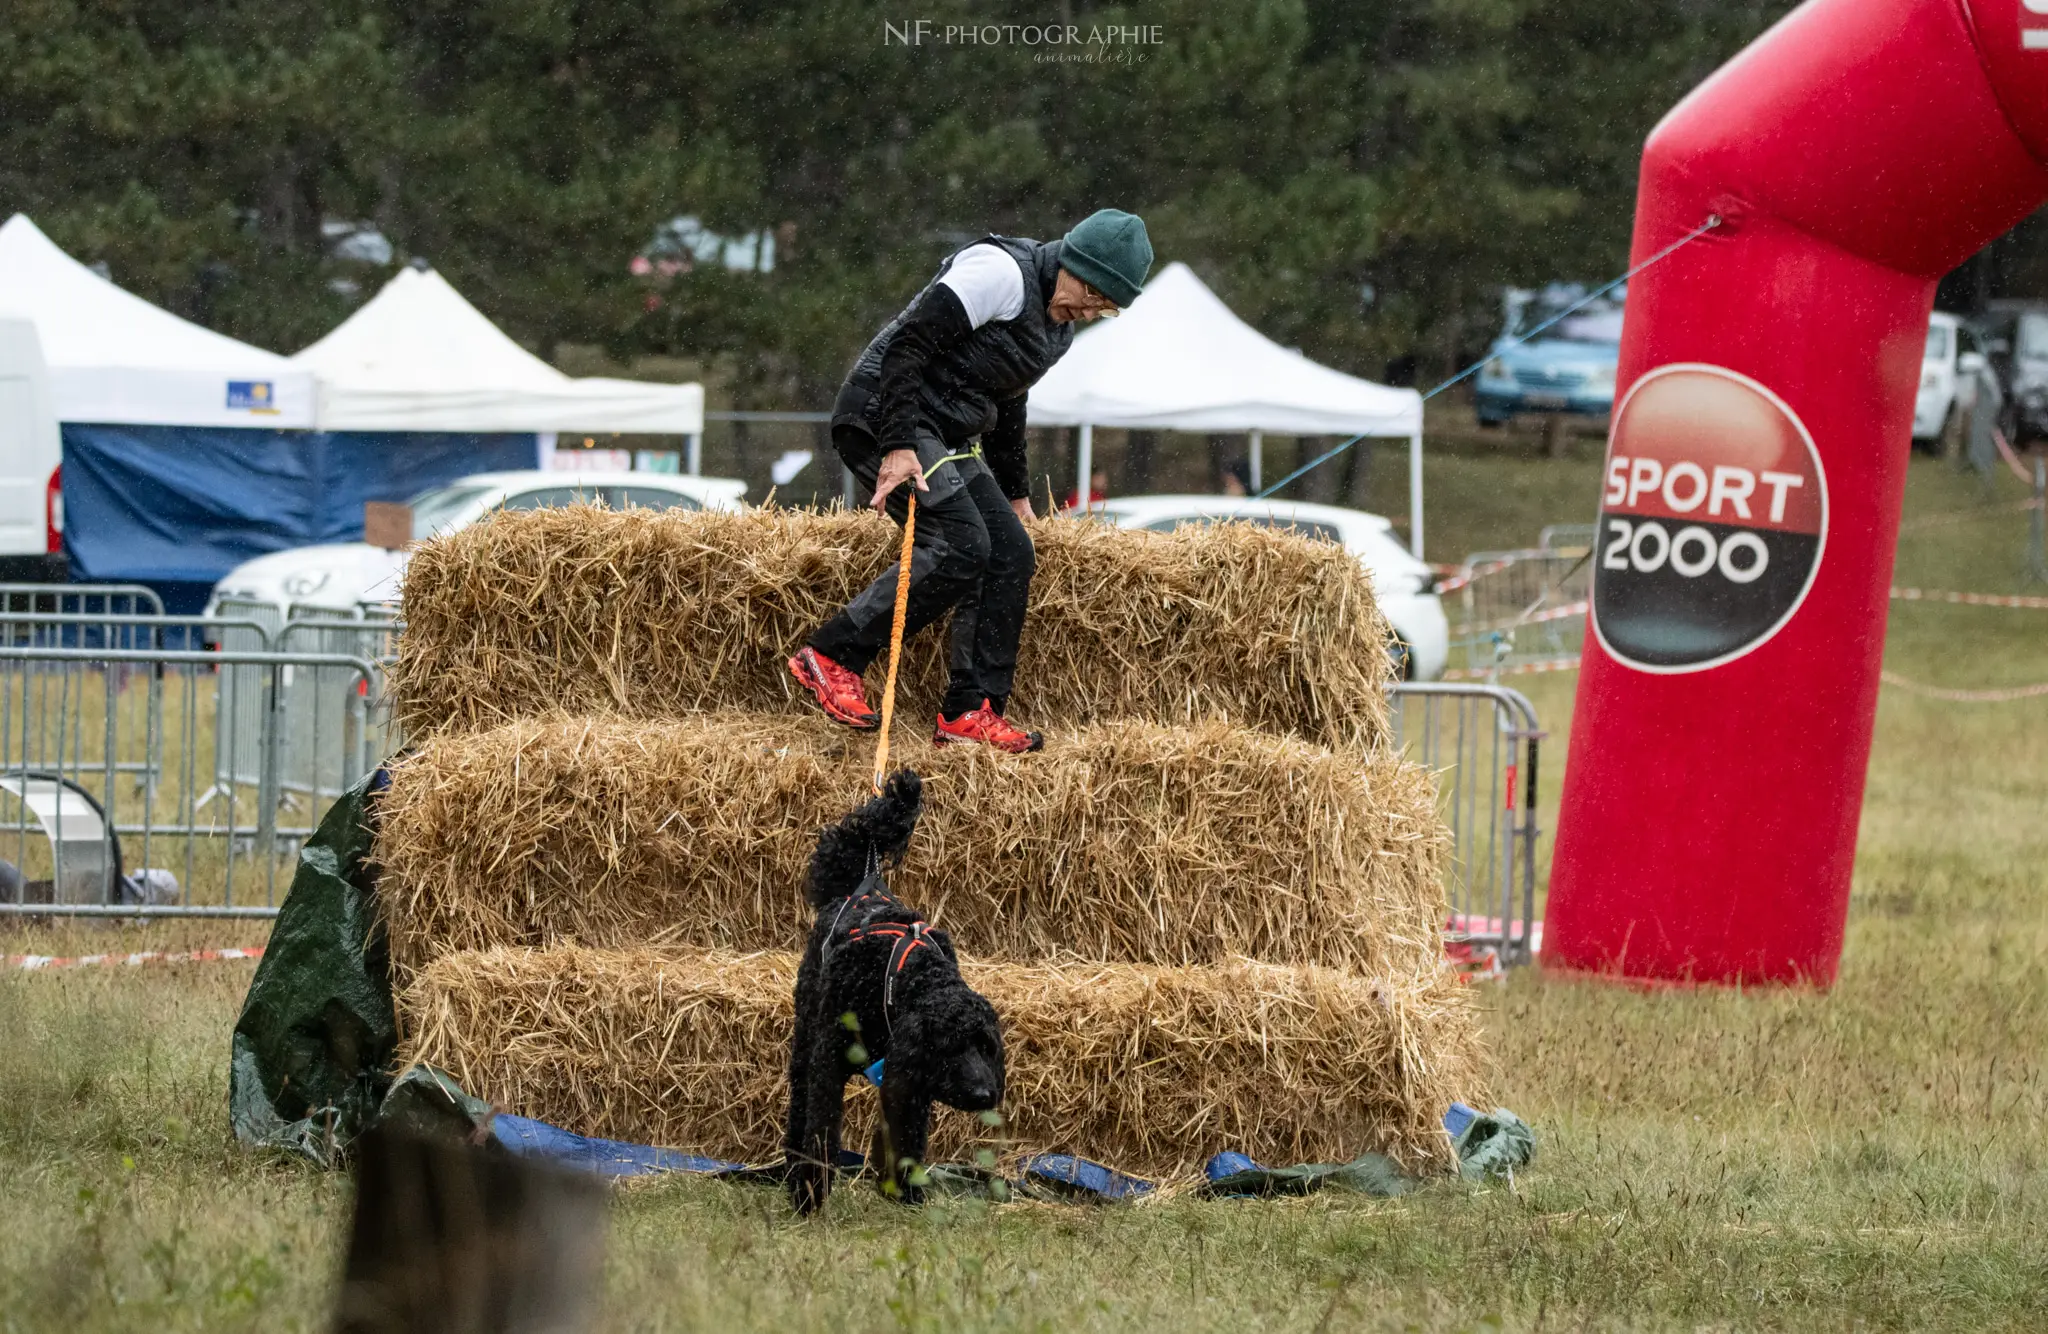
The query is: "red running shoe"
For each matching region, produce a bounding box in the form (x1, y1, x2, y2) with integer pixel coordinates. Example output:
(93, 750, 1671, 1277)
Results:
(933, 700, 1043, 754)
(789, 647, 879, 730)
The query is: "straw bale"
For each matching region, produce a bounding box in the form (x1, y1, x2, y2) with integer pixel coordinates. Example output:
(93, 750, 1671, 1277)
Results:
(373, 712, 1449, 981)
(399, 945, 1487, 1180)
(391, 505, 1394, 749)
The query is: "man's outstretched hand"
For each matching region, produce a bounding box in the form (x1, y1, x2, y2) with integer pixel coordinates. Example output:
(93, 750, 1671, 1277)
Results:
(1010, 497, 1033, 522)
(871, 448, 929, 510)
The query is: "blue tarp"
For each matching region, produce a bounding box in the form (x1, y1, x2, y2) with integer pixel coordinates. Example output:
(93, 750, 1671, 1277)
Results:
(1018, 1154, 1157, 1201)
(492, 1114, 744, 1179)
(475, 1105, 1533, 1201)
(487, 1116, 1152, 1203)
(62, 423, 536, 612)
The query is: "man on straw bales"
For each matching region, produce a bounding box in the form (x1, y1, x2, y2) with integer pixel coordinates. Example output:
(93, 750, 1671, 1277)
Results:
(789, 209, 1154, 754)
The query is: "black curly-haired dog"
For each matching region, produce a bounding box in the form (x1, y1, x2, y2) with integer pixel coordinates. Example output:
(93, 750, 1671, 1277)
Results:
(784, 769, 1005, 1215)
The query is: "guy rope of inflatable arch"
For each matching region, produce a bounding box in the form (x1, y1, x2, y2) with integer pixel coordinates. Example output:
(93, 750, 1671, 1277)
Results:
(872, 447, 985, 793)
(1253, 213, 1724, 501)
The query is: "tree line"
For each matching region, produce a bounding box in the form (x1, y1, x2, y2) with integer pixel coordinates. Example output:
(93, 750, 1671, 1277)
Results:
(3, 0, 1800, 407)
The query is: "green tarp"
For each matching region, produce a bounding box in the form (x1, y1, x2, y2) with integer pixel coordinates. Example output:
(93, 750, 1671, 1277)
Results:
(1201, 1151, 1416, 1199)
(1453, 1106, 1537, 1181)
(228, 772, 398, 1166)
(1198, 1109, 1535, 1199)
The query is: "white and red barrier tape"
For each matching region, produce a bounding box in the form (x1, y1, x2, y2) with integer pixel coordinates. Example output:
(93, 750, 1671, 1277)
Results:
(1994, 426, 2036, 485)
(1891, 586, 2048, 610)
(1445, 915, 1542, 981)
(8, 946, 265, 972)
(1434, 558, 1515, 595)
(1444, 657, 1584, 680)
(1452, 579, 2048, 630)
(1453, 600, 1592, 641)
(1447, 914, 1541, 953)
(1897, 498, 2043, 533)
(1448, 654, 2048, 700)
(1877, 671, 2048, 703)
(1457, 588, 2048, 618)
(1518, 599, 1589, 625)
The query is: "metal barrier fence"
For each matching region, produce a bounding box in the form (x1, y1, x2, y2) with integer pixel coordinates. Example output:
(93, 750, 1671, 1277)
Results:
(0, 581, 164, 619)
(0, 610, 261, 653)
(0, 614, 276, 798)
(209, 599, 284, 786)
(275, 605, 403, 798)
(0, 618, 1546, 952)
(275, 603, 402, 666)
(1537, 523, 1597, 553)
(0, 643, 382, 917)
(213, 599, 402, 802)
(1445, 548, 1591, 674)
(1387, 682, 1543, 968)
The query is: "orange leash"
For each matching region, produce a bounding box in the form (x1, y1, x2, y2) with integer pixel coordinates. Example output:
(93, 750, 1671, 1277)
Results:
(871, 492, 917, 793)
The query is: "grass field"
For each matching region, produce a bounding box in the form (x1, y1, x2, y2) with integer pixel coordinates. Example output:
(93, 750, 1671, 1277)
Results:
(3, 450, 2045, 1331)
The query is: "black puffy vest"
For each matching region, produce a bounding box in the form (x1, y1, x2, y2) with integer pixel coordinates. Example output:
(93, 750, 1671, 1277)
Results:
(847, 235, 1073, 444)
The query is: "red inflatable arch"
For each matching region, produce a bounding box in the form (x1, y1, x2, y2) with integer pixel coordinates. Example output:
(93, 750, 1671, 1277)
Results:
(1547, 0, 2048, 983)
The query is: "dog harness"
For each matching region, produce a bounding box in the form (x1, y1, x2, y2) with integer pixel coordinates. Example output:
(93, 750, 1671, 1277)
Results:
(851, 919, 934, 1027)
(823, 871, 934, 1039)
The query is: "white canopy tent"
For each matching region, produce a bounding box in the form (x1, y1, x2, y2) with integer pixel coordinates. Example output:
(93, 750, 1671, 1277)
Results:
(293, 266, 705, 459)
(0, 214, 315, 427)
(1028, 262, 1428, 555)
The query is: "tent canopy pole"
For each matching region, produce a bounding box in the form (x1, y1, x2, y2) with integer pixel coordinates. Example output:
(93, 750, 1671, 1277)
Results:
(1408, 428, 1424, 559)
(1075, 422, 1094, 512)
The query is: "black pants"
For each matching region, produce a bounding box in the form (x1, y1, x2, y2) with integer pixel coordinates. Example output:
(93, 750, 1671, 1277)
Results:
(808, 422, 1035, 718)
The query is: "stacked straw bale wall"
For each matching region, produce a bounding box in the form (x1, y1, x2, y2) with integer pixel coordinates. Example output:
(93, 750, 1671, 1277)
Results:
(392, 506, 1395, 749)
(380, 505, 1488, 1176)
(375, 712, 1449, 982)
(400, 946, 1481, 1179)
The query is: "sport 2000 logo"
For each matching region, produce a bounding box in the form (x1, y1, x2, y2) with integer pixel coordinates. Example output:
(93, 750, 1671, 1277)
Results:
(1592, 362, 1828, 673)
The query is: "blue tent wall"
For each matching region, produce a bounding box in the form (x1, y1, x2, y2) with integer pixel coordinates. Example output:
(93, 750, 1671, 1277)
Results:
(61, 424, 537, 613)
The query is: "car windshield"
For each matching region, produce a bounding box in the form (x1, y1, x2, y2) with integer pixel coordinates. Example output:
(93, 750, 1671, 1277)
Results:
(1509, 285, 1624, 344)
(2020, 313, 2048, 360)
(618, 486, 702, 511)
(1925, 324, 1949, 361)
(1546, 310, 1624, 345)
(407, 484, 495, 539)
(1140, 513, 1343, 544)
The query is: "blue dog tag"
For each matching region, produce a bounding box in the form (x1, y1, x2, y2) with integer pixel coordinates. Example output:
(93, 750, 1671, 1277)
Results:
(864, 1058, 886, 1087)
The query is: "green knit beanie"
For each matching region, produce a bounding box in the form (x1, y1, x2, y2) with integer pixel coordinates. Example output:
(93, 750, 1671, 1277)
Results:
(1061, 209, 1153, 307)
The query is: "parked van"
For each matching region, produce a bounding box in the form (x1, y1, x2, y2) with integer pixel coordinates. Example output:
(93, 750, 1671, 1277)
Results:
(1913, 311, 1987, 452)
(0, 317, 64, 580)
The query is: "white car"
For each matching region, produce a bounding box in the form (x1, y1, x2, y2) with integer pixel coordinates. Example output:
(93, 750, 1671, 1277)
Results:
(1914, 311, 1988, 447)
(206, 470, 747, 616)
(1084, 495, 1449, 680)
